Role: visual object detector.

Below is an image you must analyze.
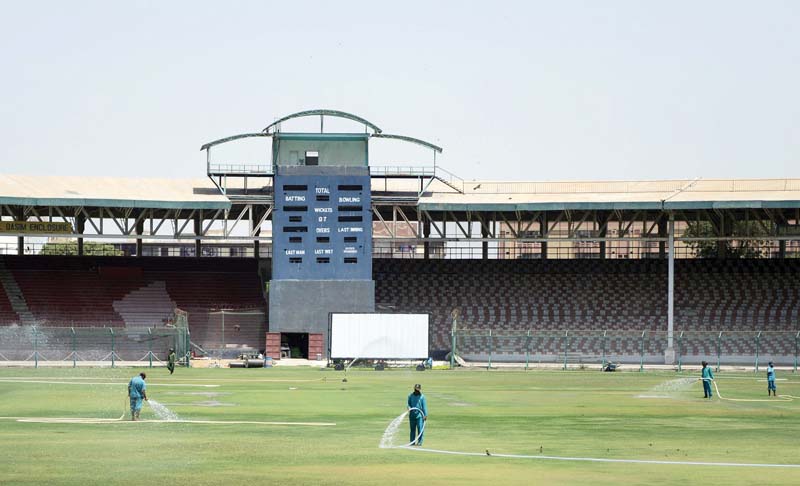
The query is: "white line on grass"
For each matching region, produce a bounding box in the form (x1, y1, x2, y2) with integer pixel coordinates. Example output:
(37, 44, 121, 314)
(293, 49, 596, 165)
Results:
(398, 446, 800, 468)
(0, 416, 335, 426)
(0, 379, 219, 387)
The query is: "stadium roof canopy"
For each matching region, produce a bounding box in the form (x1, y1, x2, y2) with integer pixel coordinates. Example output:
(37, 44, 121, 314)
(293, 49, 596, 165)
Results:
(411, 177, 800, 211)
(1, 174, 799, 212)
(0, 175, 230, 210)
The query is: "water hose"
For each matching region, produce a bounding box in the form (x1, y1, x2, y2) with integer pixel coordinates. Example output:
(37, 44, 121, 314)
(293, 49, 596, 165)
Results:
(701, 378, 799, 402)
(400, 406, 426, 447)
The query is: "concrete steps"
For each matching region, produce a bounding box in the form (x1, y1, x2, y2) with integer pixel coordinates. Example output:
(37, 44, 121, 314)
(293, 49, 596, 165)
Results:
(0, 258, 35, 325)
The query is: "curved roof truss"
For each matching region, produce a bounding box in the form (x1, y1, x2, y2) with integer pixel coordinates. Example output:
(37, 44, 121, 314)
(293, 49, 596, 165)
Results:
(263, 109, 382, 134)
(200, 132, 271, 151)
(371, 133, 443, 153)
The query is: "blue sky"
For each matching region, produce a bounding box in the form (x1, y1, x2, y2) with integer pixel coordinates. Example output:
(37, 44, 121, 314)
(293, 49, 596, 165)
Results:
(0, 1, 797, 181)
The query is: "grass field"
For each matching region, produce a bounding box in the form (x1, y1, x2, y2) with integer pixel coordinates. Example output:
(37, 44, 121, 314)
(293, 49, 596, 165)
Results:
(1, 366, 799, 485)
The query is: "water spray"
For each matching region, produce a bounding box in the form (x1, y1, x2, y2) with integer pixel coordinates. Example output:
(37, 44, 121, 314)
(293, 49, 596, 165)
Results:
(379, 407, 425, 449)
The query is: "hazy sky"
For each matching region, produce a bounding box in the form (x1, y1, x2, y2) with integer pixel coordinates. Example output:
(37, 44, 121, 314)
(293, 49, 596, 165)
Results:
(0, 1, 797, 182)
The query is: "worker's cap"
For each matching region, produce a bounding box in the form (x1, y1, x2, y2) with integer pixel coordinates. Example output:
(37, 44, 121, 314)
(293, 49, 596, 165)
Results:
(414, 384, 422, 390)
(769, 361, 774, 366)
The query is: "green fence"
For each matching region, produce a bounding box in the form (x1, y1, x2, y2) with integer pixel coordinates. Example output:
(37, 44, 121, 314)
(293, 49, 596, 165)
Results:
(0, 326, 190, 368)
(452, 329, 800, 371)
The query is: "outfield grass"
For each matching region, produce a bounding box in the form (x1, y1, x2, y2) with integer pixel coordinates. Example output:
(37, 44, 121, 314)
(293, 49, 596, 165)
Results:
(1, 366, 799, 485)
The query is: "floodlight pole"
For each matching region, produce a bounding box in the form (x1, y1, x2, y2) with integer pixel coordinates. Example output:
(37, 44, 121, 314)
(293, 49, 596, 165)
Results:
(666, 214, 675, 363)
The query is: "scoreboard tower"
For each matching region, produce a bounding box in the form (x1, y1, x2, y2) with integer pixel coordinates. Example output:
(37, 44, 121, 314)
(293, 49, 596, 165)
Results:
(202, 110, 443, 359)
(269, 132, 375, 354)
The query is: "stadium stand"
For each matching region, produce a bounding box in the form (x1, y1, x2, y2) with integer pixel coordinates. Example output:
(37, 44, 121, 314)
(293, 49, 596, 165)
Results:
(0, 256, 267, 350)
(374, 259, 668, 355)
(374, 258, 800, 360)
(2, 254, 797, 360)
(675, 259, 800, 331)
(0, 285, 18, 324)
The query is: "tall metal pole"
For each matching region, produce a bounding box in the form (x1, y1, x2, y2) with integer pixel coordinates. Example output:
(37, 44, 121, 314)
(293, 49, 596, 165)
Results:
(667, 214, 675, 351)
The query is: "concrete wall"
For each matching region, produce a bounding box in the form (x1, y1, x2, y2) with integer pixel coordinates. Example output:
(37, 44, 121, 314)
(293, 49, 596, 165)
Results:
(268, 279, 375, 356)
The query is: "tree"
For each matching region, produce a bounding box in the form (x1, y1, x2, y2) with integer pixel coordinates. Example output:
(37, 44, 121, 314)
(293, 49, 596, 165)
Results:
(40, 241, 123, 256)
(682, 220, 772, 258)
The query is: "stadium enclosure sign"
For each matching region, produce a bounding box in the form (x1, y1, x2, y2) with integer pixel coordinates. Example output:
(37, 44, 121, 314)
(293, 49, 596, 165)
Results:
(329, 313, 429, 360)
(0, 221, 73, 234)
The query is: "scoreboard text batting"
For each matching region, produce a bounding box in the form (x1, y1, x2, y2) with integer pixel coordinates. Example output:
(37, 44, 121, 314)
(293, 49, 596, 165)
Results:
(273, 172, 372, 280)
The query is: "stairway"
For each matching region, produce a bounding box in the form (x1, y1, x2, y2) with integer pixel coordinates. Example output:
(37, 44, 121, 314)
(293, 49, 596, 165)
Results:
(0, 258, 36, 325)
(112, 281, 177, 327)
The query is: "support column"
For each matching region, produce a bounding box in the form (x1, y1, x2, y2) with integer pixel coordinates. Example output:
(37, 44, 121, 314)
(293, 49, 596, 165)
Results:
(135, 216, 144, 257)
(252, 208, 260, 259)
(16, 208, 24, 255)
(665, 213, 676, 364)
(193, 213, 202, 258)
(76, 214, 85, 256)
(658, 218, 667, 258)
(423, 220, 431, 260)
(716, 212, 728, 259)
(598, 212, 607, 259)
(539, 213, 548, 260)
(481, 220, 489, 260)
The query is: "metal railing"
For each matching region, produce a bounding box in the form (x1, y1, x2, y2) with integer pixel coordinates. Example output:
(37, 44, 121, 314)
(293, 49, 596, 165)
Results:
(370, 166, 436, 177)
(208, 163, 273, 175)
(452, 329, 800, 371)
(0, 326, 190, 368)
(2, 238, 798, 260)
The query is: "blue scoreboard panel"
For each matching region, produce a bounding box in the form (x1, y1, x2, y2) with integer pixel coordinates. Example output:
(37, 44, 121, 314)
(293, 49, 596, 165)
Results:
(273, 166, 372, 281)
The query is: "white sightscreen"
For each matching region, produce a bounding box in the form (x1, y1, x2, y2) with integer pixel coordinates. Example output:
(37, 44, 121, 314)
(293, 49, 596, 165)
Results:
(330, 313, 429, 359)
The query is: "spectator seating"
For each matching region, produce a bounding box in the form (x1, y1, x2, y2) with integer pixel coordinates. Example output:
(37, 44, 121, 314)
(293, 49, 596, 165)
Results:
(374, 258, 800, 361)
(0, 288, 17, 323)
(0, 256, 267, 350)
